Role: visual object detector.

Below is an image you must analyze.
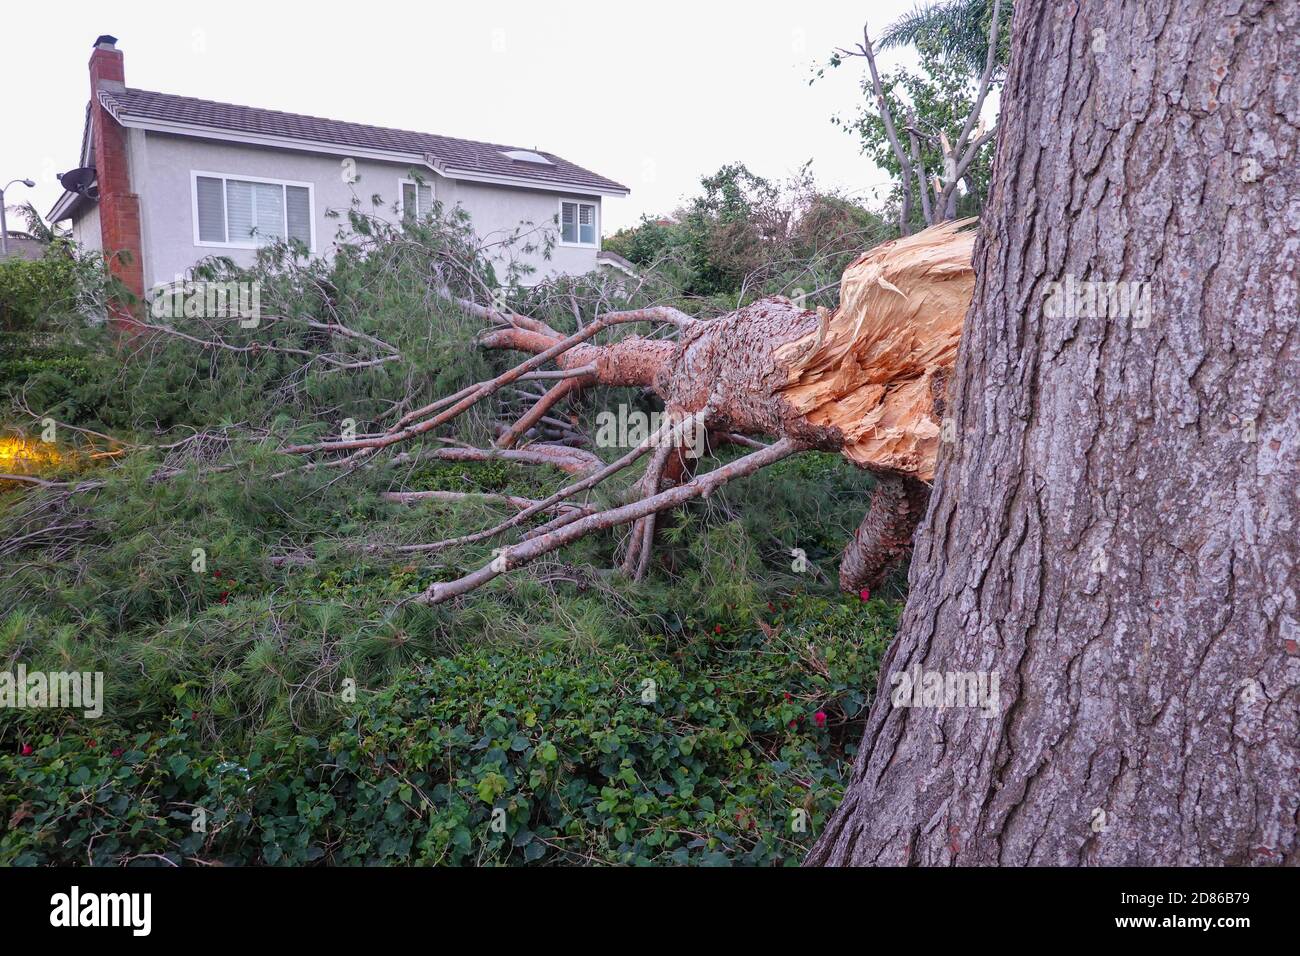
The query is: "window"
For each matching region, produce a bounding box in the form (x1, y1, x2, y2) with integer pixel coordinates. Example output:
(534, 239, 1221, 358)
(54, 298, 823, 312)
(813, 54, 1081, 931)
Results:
(192, 172, 313, 250)
(400, 178, 434, 222)
(499, 149, 553, 165)
(560, 200, 597, 246)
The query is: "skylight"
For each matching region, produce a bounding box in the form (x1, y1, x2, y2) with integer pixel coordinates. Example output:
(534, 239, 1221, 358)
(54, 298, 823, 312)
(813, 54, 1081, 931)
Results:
(500, 149, 553, 165)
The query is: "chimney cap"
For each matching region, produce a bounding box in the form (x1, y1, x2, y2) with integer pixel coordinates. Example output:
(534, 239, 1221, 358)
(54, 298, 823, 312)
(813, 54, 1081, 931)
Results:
(94, 35, 118, 49)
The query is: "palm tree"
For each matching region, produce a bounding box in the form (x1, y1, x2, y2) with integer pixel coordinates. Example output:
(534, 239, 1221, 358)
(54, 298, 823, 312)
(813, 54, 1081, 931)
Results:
(877, 0, 1011, 74)
(12, 203, 68, 244)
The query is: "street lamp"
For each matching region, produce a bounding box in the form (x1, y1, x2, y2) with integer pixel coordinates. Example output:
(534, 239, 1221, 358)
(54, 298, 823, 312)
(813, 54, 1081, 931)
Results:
(1, 178, 37, 257)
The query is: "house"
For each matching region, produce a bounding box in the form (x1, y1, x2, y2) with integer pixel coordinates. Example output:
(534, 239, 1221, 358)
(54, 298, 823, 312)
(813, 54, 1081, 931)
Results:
(48, 36, 630, 307)
(1, 234, 47, 262)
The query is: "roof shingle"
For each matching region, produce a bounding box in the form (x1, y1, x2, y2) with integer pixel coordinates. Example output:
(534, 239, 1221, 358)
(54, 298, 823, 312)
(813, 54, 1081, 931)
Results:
(100, 88, 628, 194)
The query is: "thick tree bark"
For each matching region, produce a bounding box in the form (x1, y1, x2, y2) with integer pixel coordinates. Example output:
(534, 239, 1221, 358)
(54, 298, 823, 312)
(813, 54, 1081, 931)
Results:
(810, 0, 1300, 866)
(839, 475, 931, 594)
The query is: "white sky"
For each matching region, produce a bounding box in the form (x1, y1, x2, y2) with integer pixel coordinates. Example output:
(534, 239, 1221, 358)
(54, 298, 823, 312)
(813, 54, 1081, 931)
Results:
(3, 0, 924, 235)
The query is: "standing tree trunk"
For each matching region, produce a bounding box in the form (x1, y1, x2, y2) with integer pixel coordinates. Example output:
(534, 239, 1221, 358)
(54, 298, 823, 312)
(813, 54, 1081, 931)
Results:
(810, 0, 1299, 866)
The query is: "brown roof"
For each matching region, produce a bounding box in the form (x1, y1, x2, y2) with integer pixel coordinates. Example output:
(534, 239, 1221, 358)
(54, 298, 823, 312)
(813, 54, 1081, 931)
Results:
(99, 87, 628, 195)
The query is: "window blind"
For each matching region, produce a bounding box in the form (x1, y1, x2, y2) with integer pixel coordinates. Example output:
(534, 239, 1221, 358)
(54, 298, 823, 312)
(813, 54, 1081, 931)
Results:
(195, 176, 226, 243)
(561, 202, 578, 243)
(401, 181, 434, 219)
(560, 201, 596, 245)
(194, 175, 312, 249)
(252, 182, 285, 242)
(225, 180, 255, 243)
(286, 186, 311, 246)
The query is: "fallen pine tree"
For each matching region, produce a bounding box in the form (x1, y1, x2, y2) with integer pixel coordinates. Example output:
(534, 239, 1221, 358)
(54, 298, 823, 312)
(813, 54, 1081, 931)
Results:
(7, 211, 977, 607)
(401, 217, 976, 603)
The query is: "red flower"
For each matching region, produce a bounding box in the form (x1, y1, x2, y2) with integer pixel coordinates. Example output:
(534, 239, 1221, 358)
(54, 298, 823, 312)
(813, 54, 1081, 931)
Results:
(788, 721, 796, 730)
(858, 588, 870, 602)
(814, 711, 827, 728)
(20, 744, 33, 756)
(783, 692, 792, 701)
(714, 625, 723, 634)
(111, 747, 124, 757)
(214, 570, 222, 578)
(87, 740, 96, 749)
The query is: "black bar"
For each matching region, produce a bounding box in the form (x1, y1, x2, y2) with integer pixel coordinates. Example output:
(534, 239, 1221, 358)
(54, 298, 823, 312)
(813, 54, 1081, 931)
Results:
(0, 865, 1288, 942)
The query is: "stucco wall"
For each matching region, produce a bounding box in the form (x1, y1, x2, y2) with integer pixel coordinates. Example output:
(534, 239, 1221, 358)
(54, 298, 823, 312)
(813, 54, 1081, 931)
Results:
(125, 132, 604, 291)
(449, 180, 605, 281)
(72, 203, 101, 253)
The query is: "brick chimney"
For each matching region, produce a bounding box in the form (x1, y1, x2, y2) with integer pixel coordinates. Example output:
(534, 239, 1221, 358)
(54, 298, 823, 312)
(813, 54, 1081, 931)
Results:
(88, 35, 145, 321)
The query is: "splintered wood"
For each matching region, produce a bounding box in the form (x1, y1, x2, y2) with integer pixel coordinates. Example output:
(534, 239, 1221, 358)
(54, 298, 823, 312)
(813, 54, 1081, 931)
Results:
(776, 219, 977, 482)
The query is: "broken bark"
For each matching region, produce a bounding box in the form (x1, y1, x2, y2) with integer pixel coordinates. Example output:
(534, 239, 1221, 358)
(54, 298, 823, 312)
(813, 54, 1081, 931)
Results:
(775, 219, 976, 481)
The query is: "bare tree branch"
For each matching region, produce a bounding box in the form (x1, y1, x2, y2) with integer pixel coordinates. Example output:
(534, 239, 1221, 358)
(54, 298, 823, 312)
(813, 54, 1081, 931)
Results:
(417, 437, 805, 605)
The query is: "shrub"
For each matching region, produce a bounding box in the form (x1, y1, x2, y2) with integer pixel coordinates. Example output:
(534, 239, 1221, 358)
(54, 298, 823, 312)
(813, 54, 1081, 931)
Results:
(0, 241, 109, 396)
(0, 201, 900, 867)
(0, 594, 893, 866)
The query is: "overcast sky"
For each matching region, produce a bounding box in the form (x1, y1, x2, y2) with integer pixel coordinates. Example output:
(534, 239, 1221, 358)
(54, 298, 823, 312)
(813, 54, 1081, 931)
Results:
(3, 0, 923, 235)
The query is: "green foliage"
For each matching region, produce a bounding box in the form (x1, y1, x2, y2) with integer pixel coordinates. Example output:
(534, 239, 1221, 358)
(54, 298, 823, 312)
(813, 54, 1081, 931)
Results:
(836, 43, 998, 223)
(877, 0, 1013, 75)
(601, 216, 679, 269)
(0, 241, 110, 394)
(815, 2, 1012, 226)
(0, 197, 901, 867)
(0, 243, 87, 332)
(604, 164, 891, 308)
(0, 593, 894, 866)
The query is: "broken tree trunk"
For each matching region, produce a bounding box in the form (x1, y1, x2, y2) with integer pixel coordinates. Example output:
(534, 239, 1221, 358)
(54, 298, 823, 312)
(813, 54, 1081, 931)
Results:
(419, 220, 977, 603)
(775, 219, 976, 481)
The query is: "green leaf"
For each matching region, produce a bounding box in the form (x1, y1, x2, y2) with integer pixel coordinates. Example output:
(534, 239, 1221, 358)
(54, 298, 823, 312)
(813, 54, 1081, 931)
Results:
(476, 772, 507, 804)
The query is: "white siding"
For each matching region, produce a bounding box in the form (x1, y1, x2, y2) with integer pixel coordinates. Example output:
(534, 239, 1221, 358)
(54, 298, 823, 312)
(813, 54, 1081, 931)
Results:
(71, 203, 102, 253)
(133, 132, 606, 291)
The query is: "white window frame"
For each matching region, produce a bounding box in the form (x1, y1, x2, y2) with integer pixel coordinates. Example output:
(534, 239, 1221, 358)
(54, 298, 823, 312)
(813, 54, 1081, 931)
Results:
(190, 170, 316, 252)
(557, 199, 599, 248)
(398, 177, 436, 221)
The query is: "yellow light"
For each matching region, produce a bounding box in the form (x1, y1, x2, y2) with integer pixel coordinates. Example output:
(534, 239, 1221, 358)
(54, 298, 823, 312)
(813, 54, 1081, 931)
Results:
(0, 435, 63, 475)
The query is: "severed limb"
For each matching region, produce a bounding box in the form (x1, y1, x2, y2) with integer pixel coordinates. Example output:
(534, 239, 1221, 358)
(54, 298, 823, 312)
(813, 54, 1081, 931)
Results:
(400, 411, 709, 555)
(417, 437, 805, 605)
(382, 490, 596, 519)
(280, 307, 677, 458)
(495, 377, 588, 450)
(619, 441, 676, 579)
